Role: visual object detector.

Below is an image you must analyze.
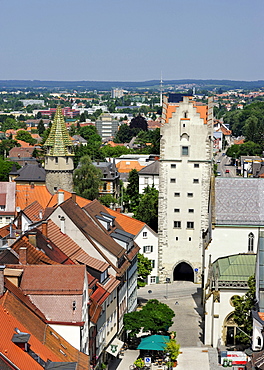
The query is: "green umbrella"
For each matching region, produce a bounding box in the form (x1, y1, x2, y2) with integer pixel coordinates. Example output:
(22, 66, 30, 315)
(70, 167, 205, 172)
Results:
(137, 335, 170, 351)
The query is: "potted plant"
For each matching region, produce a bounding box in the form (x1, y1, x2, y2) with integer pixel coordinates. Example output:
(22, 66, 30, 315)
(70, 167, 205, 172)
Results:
(134, 358, 145, 369)
(165, 339, 180, 367)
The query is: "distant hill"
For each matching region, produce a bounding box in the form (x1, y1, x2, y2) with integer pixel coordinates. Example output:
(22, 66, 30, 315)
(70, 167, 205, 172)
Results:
(0, 79, 264, 91)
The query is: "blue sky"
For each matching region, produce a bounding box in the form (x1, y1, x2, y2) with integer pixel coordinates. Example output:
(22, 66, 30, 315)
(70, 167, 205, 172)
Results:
(0, 0, 263, 81)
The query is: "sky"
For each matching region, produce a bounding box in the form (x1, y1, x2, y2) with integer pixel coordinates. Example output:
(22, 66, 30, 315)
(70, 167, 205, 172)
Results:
(0, 0, 263, 82)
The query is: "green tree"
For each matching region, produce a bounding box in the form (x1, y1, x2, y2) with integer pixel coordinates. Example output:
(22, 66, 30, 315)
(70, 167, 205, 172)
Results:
(100, 145, 131, 158)
(232, 275, 256, 345)
(123, 311, 143, 337)
(165, 339, 180, 361)
(137, 253, 153, 287)
(124, 299, 175, 337)
(0, 158, 21, 181)
(0, 139, 20, 158)
(140, 299, 175, 334)
(73, 155, 102, 200)
(77, 126, 102, 160)
(126, 169, 139, 211)
(134, 186, 159, 232)
(114, 124, 137, 143)
(99, 194, 117, 207)
(15, 130, 37, 145)
(37, 119, 45, 135)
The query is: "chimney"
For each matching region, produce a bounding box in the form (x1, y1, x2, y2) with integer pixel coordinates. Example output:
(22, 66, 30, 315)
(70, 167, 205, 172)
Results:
(19, 247, 27, 265)
(71, 192, 76, 204)
(0, 265, 5, 296)
(42, 221, 48, 238)
(58, 190, 64, 205)
(28, 232, 37, 247)
(60, 216, 65, 234)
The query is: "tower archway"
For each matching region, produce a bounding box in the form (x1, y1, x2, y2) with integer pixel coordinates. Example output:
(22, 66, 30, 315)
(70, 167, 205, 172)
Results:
(173, 262, 194, 282)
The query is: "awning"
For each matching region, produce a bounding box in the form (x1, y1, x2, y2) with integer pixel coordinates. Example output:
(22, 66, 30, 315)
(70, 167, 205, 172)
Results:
(137, 335, 169, 351)
(106, 338, 124, 357)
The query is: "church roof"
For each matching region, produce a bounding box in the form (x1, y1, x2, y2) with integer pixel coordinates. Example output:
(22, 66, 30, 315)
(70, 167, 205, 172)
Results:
(44, 106, 74, 156)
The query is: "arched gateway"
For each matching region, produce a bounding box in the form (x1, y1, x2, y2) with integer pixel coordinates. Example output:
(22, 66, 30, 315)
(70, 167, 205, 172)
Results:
(173, 262, 194, 282)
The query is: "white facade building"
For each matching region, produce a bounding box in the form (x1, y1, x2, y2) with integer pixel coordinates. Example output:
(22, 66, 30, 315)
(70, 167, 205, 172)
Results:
(158, 94, 213, 283)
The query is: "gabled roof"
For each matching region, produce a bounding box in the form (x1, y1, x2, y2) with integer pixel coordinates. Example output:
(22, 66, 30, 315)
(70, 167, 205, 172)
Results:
(11, 235, 59, 265)
(47, 190, 91, 208)
(106, 208, 146, 236)
(60, 199, 126, 260)
(22, 200, 44, 222)
(16, 184, 52, 210)
(20, 265, 86, 295)
(1, 280, 89, 369)
(44, 106, 74, 156)
(36, 220, 108, 272)
(0, 305, 61, 369)
(138, 160, 159, 175)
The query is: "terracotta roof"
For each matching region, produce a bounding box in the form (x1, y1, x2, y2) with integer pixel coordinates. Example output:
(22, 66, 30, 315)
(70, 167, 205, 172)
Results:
(2, 278, 47, 321)
(60, 199, 126, 260)
(89, 298, 102, 324)
(164, 104, 177, 123)
(23, 201, 44, 222)
(47, 190, 91, 208)
(106, 208, 145, 236)
(11, 235, 59, 265)
(90, 285, 110, 306)
(20, 265, 86, 295)
(116, 160, 146, 173)
(16, 184, 52, 210)
(97, 274, 120, 294)
(0, 305, 61, 369)
(37, 220, 108, 272)
(2, 282, 89, 369)
(234, 138, 245, 145)
(0, 224, 12, 238)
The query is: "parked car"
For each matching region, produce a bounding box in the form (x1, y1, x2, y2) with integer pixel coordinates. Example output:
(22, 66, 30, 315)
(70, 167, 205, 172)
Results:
(217, 160, 221, 163)
(217, 171, 221, 176)
(225, 169, 230, 173)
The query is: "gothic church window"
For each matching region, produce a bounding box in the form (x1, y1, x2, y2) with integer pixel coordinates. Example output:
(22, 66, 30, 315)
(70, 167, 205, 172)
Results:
(248, 233, 254, 252)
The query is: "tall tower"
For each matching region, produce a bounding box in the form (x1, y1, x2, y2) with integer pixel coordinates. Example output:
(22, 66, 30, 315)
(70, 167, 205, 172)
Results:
(158, 94, 213, 283)
(160, 72, 163, 107)
(44, 106, 74, 194)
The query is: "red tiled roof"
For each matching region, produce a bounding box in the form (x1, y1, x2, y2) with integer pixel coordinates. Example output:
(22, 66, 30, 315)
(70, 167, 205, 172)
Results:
(106, 207, 145, 236)
(47, 190, 91, 208)
(23, 201, 44, 222)
(20, 265, 86, 295)
(0, 305, 61, 369)
(38, 220, 109, 272)
(11, 236, 59, 265)
(16, 184, 52, 210)
(116, 161, 146, 173)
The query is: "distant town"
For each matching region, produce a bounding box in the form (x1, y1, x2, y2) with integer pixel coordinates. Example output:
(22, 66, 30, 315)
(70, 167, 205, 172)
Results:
(0, 80, 263, 370)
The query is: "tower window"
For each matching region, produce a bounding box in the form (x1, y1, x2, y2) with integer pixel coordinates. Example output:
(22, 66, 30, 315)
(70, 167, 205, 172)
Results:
(187, 193, 193, 197)
(174, 192, 180, 197)
(182, 146, 189, 156)
(194, 163, 199, 168)
(174, 221, 181, 228)
(174, 208, 180, 213)
(175, 236, 178, 241)
(170, 178, 176, 183)
(248, 233, 254, 252)
(188, 209, 194, 213)
(193, 179, 199, 184)
(171, 164, 176, 169)
(189, 237, 192, 241)
(187, 222, 194, 229)
(55, 157, 58, 164)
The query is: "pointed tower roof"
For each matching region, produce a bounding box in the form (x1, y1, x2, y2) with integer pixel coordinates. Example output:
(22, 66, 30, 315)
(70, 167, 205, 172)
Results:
(44, 106, 74, 156)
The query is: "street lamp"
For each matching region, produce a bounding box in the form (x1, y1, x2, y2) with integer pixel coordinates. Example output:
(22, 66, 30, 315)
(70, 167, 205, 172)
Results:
(165, 277, 170, 299)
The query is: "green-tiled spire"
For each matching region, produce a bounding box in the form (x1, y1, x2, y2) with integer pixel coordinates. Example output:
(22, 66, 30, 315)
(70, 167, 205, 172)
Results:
(44, 106, 74, 156)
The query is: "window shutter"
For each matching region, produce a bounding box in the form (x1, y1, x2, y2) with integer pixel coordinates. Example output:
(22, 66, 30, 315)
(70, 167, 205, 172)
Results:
(151, 246, 153, 252)
(143, 246, 146, 253)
